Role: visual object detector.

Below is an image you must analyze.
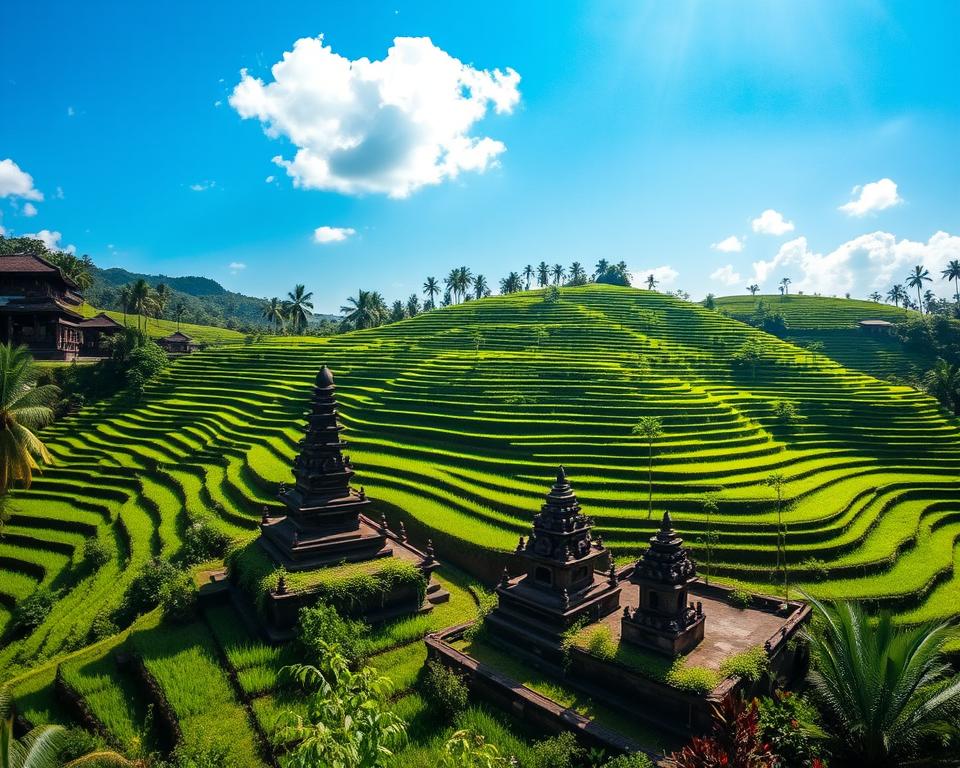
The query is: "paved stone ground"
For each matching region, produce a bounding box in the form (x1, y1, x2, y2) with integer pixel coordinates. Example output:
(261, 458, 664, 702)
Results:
(597, 581, 788, 669)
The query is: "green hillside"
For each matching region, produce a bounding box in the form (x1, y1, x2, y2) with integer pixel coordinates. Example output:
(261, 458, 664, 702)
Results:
(3, 284, 960, 755)
(77, 304, 246, 344)
(715, 294, 933, 378)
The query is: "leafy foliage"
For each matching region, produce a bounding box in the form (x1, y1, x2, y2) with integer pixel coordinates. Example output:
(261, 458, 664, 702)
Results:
(11, 588, 56, 635)
(159, 571, 198, 624)
(669, 697, 775, 767)
(297, 602, 370, 665)
(419, 661, 469, 722)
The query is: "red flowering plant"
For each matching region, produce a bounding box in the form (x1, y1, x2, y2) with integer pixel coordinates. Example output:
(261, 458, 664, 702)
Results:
(668, 696, 776, 768)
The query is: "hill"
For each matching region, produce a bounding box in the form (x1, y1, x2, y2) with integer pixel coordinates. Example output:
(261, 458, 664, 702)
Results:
(3, 284, 960, 757)
(715, 293, 934, 378)
(77, 304, 246, 344)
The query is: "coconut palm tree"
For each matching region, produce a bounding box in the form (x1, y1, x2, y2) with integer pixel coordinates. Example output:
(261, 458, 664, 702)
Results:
(261, 297, 286, 334)
(632, 416, 663, 518)
(536, 261, 550, 288)
(886, 284, 907, 308)
(594, 259, 609, 281)
(645, 273, 658, 291)
(802, 595, 960, 766)
(340, 290, 379, 330)
(118, 285, 132, 327)
(423, 277, 440, 310)
(129, 279, 154, 331)
(779, 276, 792, 296)
(924, 358, 960, 416)
(747, 284, 760, 297)
(405, 294, 421, 318)
(286, 284, 315, 333)
(173, 302, 186, 332)
(942, 259, 960, 306)
(906, 265, 932, 315)
(473, 275, 489, 300)
(523, 264, 534, 290)
(568, 262, 586, 286)
(551, 264, 565, 285)
(0, 344, 58, 492)
(1, 684, 136, 767)
(389, 300, 406, 323)
(499, 272, 522, 294)
(868, 291, 883, 303)
(153, 283, 170, 322)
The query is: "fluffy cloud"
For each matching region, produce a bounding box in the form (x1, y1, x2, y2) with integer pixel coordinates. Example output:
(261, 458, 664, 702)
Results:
(230, 35, 521, 198)
(711, 235, 743, 253)
(751, 209, 794, 236)
(0, 159, 43, 201)
(635, 265, 679, 287)
(22, 202, 38, 217)
(313, 226, 356, 244)
(25, 229, 75, 254)
(750, 230, 960, 297)
(839, 178, 902, 217)
(190, 180, 216, 192)
(710, 264, 742, 286)
(229, 261, 246, 271)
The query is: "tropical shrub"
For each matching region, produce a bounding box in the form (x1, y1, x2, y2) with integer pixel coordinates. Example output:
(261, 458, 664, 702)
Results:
(178, 517, 230, 565)
(583, 624, 617, 661)
(543, 285, 561, 304)
(526, 732, 585, 768)
(125, 337, 167, 396)
(441, 729, 513, 767)
(665, 662, 720, 694)
(116, 557, 178, 623)
(669, 697, 774, 767)
(720, 646, 769, 683)
(728, 588, 752, 609)
(11, 587, 56, 634)
(602, 754, 654, 768)
(420, 660, 469, 721)
(772, 400, 800, 425)
(160, 571, 198, 624)
(82, 536, 111, 569)
(297, 601, 370, 664)
(757, 690, 823, 768)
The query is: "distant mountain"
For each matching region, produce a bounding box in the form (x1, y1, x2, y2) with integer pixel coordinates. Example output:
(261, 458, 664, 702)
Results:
(86, 266, 339, 331)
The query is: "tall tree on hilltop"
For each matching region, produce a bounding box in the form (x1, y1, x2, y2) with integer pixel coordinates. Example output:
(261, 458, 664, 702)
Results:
(173, 301, 186, 332)
(801, 596, 960, 766)
(406, 294, 421, 318)
(886, 284, 907, 308)
(389, 300, 406, 323)
(906, 265, 932, 315)
(747, 283, 760, 297)
(568, 262, 586, 286)
(129, 279, 155, 331)
(645, 273, 658, 291)
(551, 264, 565, 285)
(594, 259, 609, 281)
(615, 261, 630, 284)
(0, 345, 59, 492)
(632, 416, 663, 518)
(473, 274, 489, 299)
(536, 261, 550, 288)
(423, 276, 440, 310)
(154, 282, 170, 322)
(779, 276, 792, 296)
(523, 264, 534, 290)
(868, 291, 883, 303)
(943, 259, 960, 306)
(118, 285, 132, 327)
(340, 290, 380, 330)
(286, 283, 315, 333)
(262, 297, 285, 334)
(499, 272, 522, 294)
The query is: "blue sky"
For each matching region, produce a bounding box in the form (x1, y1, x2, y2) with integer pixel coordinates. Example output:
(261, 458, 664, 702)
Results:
(1, 1, 958, 312)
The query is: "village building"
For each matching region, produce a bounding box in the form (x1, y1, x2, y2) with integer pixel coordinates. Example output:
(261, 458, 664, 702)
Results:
(157, 331, 199, 354)
(857, 319, 895, 335)
(76, 312, 125, 354)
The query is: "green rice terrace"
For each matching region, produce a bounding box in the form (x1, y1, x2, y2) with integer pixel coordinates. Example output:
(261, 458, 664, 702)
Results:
(2, 284, 960, 760)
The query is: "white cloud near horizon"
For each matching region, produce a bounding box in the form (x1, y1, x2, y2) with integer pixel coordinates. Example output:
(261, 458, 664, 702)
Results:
(0, 159, 43, 201)
(25, 229, 76, 254)
(229, 261, 246, 270)
(750, 230, 960, 297)
(711, 264, 742, 286)
(711, 235, 743, 253)
(635, 265, 679, 287)
(190, 180, 216, 192)
(229, 35, 521, 198)
(313, 226, 356, 244)
(22, 202, 38, 217)
(839, 178, 902, 217)
(751, 209, 794, 236)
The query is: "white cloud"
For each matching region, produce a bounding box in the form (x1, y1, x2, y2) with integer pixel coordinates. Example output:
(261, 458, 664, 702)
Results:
(229, 261, 246, 270)
(55, 186, 64, 199)
(67, 106, 75, 117)
(635, 265, 679, 287)
(0, 159, 43, 201)
(839, 178, 902, 217)
(190, 180, 216, 191)
(22, 202, 38, 217)
(265, 175, 275, 183)
(313, 226, 356, 244)
(710, 264, 742, 286)
(25, 229, 76, 254)
(711, 235, 743, 253)
(751, 209, 794, 236)
(230, 35, 521, 198)
(750, 230, 960, 297)
(214, 100, 222, 108)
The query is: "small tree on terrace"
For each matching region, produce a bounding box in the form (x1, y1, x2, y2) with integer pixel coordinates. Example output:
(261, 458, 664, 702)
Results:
(441, 730, 513, 768)
(868, 291, 883, 303)
(906, 265, 932, 315)
(261, 297, 285, 334)
(764, 472, 789, 600)
(747, 283, 760, 297)
(779, 276, 791, 297)
(698, 493, 719, 586)
(632, 416, 663, 519)
(568, 261, 587, 286)
(423, 276, 440, 309)
(406, 294, 421, 318)
(923, 358, 960, 416)
(523, 264, 534, 290)
(645, 273, 658, 291)
(886, 284, 907, 308)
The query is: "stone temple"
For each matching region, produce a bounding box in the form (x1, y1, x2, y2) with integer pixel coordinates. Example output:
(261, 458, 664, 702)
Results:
(256, 366, 446, 635)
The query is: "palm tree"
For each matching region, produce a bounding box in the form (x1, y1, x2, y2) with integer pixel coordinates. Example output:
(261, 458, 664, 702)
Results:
(645, 273, 658, 291)
(632, 416, 663, 518)
(473, 275, 489, 300)
(924, 358, 960, 416)
(1, 685, 135, 767)
(943, 259, 960, 306)
(868, 291, 883, 303)
(173, 301, 186, 332)
(0, 345, 58, 492)
(747, 284, 760, 297)
(261, 297, 286, 334)
(340, 290, 382, 330)
(129, 279, 154, 331)
(523, 265, 534, 291)
(551, 264, 565, 285)
(405, 294, 421, 318)
(286, 284, 315, 333)
(389, 300, 406, 323)
(499, 272, 522, 294)
(614, 261, 630, 285)
(923, 289, 937, 313)
(802, 596, 960, 766)
(886, 284, 907, 308)
(779, 276, 792, 296)
(118, 285, 132, 327)
(536, 261, 550, 288)
(153, 282, 170, 322)
(594, 259, 609, 281)
(370, 292, 388, 323)
(906, 265, 932, 315)
(422, 277, 440, 310)
(568, 262, 586, 286)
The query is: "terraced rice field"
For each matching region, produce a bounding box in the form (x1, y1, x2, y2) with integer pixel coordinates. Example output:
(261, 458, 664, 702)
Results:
(76, 304, 246, 344)
(2, 284, 959, 751)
